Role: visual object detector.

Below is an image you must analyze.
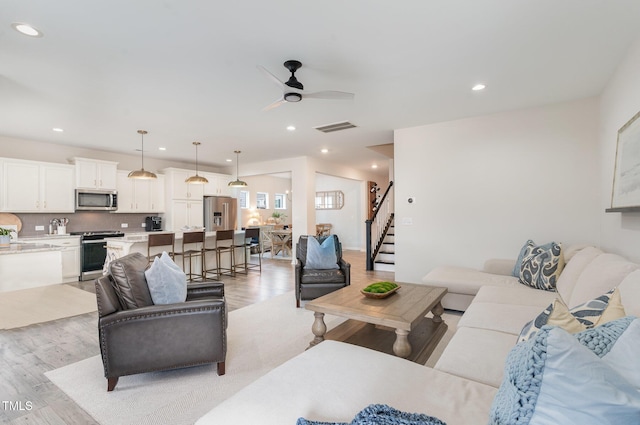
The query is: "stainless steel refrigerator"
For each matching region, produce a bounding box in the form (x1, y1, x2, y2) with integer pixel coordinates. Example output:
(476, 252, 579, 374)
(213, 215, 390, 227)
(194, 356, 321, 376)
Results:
(204, 196, 238, 231)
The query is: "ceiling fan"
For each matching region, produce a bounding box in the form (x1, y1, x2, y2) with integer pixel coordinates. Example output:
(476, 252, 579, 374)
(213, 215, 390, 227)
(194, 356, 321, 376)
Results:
(258, 60, 355, 111)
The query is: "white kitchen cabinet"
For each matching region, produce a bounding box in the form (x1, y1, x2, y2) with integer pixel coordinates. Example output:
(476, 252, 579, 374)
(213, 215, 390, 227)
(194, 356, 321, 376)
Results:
(1, 159, 75, 213)
(166, 200, 203, 231)
(27, 236, 81, 282)
(163, 168, 204, 200)
(203, 172, 233, 196)
(116, 171, 165, 213)
(71, 157, 118, 190)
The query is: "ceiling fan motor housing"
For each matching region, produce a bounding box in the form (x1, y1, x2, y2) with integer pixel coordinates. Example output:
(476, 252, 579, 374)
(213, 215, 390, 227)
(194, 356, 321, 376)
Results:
(284, 60, 304, 90)
(284, 92, 302, 102)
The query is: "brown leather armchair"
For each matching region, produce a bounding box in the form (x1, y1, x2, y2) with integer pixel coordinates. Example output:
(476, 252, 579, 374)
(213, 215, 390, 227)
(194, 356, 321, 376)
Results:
(94, 252, 226, 391)
(295, 235, 350, 308)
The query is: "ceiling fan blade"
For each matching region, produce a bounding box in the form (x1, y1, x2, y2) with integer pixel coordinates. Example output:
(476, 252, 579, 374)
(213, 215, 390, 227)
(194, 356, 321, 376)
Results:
(304, 91, 355, 100)
(257, 65, 285, 90)
(262, 97, 286, 111)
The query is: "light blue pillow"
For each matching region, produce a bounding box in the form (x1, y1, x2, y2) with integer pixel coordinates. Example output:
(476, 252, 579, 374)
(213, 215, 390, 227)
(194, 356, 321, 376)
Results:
(305, 236, 339, 270)
(490, 317, 640, 425)
(144, 251, 187, 304)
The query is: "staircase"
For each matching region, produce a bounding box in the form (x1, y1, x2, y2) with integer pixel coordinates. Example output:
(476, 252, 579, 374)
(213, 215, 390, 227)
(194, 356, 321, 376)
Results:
(374, 220, 395, 272)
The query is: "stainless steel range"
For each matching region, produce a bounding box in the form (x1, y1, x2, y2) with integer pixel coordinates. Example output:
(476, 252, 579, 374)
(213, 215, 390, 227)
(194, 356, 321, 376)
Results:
(72, 230, 125, 281)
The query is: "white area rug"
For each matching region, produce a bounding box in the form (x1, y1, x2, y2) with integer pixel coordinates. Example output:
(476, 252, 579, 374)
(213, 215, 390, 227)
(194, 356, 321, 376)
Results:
(0, 284, 97, 329)
(45, 291, 459, 425)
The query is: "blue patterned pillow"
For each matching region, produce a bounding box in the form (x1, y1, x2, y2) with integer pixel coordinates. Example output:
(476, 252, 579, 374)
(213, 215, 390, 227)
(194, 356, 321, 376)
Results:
(518, 288, 625, 342)
(305, 236, 339, 270)
(490, 317, 640, 425)
(296, 404, 446, 425)
(512, 240, 558, 277)
(518, 240, 564, 291)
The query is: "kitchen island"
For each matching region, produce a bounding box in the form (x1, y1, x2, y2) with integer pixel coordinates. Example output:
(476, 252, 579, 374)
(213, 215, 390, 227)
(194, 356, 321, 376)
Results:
(105, 230, 248, 276)
(0, 243, 64, 292)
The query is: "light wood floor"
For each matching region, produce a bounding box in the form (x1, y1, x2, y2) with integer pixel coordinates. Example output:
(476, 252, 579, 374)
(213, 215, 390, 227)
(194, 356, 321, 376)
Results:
(0, 250, 394, 425)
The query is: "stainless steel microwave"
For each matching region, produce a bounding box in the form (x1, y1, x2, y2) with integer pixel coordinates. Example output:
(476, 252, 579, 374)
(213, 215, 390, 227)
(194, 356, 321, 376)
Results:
(75, 189, 118, 211)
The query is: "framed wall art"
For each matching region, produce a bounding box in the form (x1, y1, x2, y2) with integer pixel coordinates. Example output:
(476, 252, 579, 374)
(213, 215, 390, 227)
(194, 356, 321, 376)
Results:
(609, 110, 640, 211)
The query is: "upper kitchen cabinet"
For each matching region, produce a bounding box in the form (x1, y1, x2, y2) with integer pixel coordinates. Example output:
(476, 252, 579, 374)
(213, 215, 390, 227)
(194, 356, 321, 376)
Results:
(202, 172, 233, 197)
(163, 168, 204, 200)
(1, 158, 75, 213)
(116, 171, 165, 213)
(70, 157, 118, 190)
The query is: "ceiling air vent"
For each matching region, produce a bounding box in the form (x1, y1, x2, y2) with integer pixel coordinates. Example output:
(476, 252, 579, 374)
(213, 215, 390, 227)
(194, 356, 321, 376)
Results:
(314, 121, 357, 133)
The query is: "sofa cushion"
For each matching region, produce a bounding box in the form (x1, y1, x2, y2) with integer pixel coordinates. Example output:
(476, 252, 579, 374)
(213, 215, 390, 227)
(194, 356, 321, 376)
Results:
(473, 285, 557, 307)
(554, 246, 602, 304)
(618, 270, 640, 316)
(196, 340, 497, 425)
(434, 327, 516, 388)
(489, 319, 640, 425)
(300, 268, 346, 284)
(144, 251, 187, 305)
(568, 253, 639, 307)
(108, 252, 154, 309)
(423, 266, 520, 296)
(305, 235, 339, 270)
(518, 240, 564, 291)
(458, 302, 546, 336)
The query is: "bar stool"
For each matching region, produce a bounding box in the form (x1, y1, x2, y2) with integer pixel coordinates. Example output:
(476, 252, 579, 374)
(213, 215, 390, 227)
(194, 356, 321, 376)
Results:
(174, 230, 205, 282)
(234, 227, 262, 274)
(147, 233, 175, 262)
(204, 230, 235, 278)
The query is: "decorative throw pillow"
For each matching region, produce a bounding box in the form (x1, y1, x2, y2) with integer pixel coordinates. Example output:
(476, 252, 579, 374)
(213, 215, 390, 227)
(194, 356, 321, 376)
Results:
(296, 403, 446, 425)
(144, 251, 187, 305)
(518, 288, 626, 342)
(490, 319, 640, 425)
(512, 240, 559, 277)
(305, 236, 339, 270)
(518, 240, 564, 290)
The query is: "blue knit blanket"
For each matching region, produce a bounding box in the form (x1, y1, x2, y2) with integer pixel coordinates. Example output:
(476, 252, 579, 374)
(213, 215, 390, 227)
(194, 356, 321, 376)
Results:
(296, 404, 446, 425)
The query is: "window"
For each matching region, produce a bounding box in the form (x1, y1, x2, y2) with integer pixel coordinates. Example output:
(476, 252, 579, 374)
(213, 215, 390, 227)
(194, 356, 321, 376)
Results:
(315, 190, 344, 210)
(239, 190, 249, 209)
(274, 193, 287, 210)
(256, 192, 268, 209)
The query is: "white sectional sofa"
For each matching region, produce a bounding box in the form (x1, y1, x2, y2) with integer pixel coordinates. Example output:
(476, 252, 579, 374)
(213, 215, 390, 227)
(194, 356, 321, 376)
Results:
(197, 245, 640, 424)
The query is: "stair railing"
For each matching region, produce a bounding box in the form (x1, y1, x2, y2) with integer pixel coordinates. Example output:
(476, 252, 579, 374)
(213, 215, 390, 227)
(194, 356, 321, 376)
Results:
(366, 181, 393, 270)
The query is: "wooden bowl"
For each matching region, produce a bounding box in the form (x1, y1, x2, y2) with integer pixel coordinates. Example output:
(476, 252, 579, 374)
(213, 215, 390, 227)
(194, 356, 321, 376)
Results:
(361, 285, 400, 299)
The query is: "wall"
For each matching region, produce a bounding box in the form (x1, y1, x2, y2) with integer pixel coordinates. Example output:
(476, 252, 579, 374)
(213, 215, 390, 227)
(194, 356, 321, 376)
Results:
(237, 174, 292, 228)
(394, 97, 601, 283)
(315, 173, 363, 250)
(599, 37, 640, 261)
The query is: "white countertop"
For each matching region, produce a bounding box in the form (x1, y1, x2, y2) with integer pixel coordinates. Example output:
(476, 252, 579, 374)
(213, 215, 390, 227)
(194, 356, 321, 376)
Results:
(0, 243, 63, 255)
(19, 234, 81, 241)
(106, 230, 246, 243)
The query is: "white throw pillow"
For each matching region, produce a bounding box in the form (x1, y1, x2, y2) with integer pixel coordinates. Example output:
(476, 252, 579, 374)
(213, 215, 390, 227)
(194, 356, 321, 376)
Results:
(144, 251, 187, 304)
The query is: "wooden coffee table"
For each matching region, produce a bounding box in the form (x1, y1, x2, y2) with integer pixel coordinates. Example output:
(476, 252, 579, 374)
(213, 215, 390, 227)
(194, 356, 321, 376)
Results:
(305, 282, 448, 364)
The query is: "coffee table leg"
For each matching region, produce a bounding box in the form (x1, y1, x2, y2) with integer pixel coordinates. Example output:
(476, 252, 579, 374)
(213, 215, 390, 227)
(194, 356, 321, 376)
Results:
(393, 329, 412, 358)
(432, 301, 444, 323)
(308, 312, 327, 349)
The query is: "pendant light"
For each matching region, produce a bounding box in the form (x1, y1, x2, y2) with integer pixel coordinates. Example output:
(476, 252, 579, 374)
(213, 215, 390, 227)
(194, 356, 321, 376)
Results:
(185, 141, 209, 184)
(228, 150, 248, 187)
(128, 130, 157, 179)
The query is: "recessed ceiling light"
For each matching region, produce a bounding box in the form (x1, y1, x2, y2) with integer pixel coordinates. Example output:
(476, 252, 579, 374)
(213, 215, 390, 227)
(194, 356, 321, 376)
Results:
(226, 158, 232, 162)
(321, 148, 329, 154)
(472, 84, 486, 91)
(286, 125, 296, 131)
(371, 164, 378, 169)
(12, 23, 43, 37)
(158, 147, 166, 151)
(52, 128, 64, 132)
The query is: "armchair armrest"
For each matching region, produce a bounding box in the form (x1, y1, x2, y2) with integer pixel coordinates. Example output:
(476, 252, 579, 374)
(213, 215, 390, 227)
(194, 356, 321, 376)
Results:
(186, 281, 224, 300)
(339, 258, 351, 286)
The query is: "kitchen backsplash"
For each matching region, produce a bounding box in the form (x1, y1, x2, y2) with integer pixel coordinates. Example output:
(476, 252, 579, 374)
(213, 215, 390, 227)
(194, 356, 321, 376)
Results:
(17, 212, 157, 237)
